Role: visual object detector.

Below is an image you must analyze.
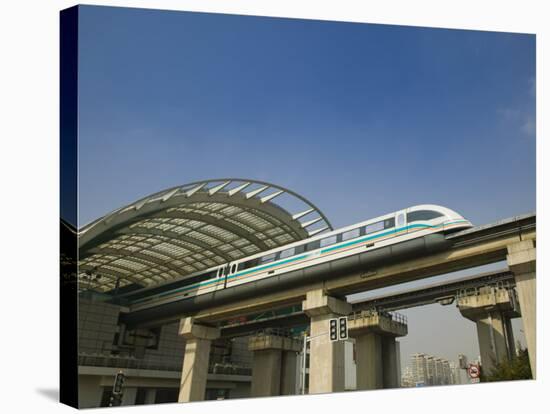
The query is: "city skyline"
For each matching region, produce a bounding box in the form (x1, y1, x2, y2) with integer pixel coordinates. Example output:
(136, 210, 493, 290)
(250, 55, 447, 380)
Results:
(402, 352, 465, 387)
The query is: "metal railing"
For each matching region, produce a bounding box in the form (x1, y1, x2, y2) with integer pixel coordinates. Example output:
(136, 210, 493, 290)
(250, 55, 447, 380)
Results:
(209, 362, 252, 376)
(78, 353, 181, 372)
(79, 353, 253, 376)
(457, 282, 515, 299)
(348, 309, 408, 324)
(252, 327, 299, 339)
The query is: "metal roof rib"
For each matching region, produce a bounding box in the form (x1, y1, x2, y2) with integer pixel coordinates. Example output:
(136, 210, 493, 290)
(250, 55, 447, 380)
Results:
(78, 178, 333, 294)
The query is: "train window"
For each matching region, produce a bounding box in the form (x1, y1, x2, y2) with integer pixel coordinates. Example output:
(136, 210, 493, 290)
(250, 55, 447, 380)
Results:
(260, 252, 277, 264)
(365, 221, 385, 234)
(280, 247, 296, 259)
(342, 228, 360, 241)
(397, 214, 405, 227)
(305, 240, 320, 251)
(407, 210, 444, 222)
(384, 218, 395, 228)
(241, 258, 259, 270)
(230, 264, 237, 274)
(320, 235, 337, 248)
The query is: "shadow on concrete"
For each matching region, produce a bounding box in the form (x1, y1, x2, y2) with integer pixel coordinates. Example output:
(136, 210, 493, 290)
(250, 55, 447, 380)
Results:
(36, 388, 59, 402)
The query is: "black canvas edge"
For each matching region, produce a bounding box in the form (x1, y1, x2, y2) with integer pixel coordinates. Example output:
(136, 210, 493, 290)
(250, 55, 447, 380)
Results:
(60, 5, 79, 409)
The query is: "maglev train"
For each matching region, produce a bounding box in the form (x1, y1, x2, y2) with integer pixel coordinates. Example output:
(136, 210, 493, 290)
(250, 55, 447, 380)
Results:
(122, 205, 472, 326)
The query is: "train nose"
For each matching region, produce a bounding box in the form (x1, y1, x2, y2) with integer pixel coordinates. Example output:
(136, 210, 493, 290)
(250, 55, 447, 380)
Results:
(443, 218, 472, 233)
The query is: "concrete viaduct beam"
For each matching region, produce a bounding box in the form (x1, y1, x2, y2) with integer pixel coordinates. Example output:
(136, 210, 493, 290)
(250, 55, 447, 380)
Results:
(506, 239, 536, 377)
(188, 231, 535, 326)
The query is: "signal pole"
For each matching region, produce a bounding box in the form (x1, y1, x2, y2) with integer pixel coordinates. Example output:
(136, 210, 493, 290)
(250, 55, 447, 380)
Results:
(109, 371, 126, 407)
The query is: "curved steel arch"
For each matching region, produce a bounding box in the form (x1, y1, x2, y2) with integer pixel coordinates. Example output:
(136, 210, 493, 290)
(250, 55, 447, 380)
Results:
(78, 178, 332, 293)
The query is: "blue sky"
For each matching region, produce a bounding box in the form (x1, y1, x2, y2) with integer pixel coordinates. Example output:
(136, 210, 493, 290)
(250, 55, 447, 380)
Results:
(76, 6, 535, 372)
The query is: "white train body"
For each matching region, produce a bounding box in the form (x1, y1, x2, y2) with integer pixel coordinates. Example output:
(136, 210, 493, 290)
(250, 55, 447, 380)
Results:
(127, 205, 471, 314)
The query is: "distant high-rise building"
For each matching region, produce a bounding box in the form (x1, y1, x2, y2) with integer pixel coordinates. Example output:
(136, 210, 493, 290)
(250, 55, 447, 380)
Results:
(410, 353, 428, 385)
(401, 366, 415, 388)
(396, 341, 402, 386)
(440, 359, 452, 385)
(458, 354, 468, 369)
(449, 362, 462, 385)
(434, 358, 444, 385)
(515, 340, 522, 356)
(406, 354, 468, 387)
(426, 356, 436, 385)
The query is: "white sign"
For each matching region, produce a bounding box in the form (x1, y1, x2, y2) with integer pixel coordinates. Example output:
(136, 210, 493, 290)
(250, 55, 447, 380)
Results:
(329, 317, 348, 341)
(338, 316, 348, 340)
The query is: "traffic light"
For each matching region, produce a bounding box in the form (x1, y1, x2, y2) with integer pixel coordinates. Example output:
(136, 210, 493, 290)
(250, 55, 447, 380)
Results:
(338, 317, 348, 340)
(329, 318, 338, 341)
(109, 394, 122, 407)
(113, 372, 125, 394)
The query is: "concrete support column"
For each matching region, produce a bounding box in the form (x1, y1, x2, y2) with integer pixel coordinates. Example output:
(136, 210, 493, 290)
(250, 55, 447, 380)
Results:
(251, 349, 282, 396)
(382, 336, 398, 388)
(178, 317, 220, 402)
(475, 311, 509, 373)
(507, 240, 536, 378)
(302, 289, 351, 394)
(349, 311, 407, 390)
(281, 350, 298, 395)
(355, 333, 383, 389)
(502, 316, 515, 359)
(248, 334, 302, 397)
(395, 341, 402, 386)
(458, 285, 521, 375)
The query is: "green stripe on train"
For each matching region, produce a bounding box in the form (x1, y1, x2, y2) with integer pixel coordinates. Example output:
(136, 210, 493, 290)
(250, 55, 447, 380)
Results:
(144, 220, 466, 301)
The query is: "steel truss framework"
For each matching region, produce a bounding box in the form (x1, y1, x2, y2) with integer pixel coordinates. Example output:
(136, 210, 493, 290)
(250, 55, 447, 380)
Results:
(78, 179, 332, 293)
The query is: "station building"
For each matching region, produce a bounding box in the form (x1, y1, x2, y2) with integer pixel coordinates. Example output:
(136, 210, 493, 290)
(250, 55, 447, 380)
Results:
(69, 179, 333, 407)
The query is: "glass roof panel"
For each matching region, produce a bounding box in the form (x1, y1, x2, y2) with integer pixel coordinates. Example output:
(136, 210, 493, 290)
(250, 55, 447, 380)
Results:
(78, 179, 332, 293)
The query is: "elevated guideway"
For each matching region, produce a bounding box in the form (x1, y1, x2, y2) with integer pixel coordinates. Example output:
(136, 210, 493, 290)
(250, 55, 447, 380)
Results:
(169, 212, 536, 401)
(350, 268, 514, 312)
(76, 176, 537, 402)
(121, 212, 535, 327)
(218, 268, 514, 337)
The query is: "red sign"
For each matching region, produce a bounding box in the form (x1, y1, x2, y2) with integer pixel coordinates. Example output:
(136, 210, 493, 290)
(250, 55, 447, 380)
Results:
(468, 364, 480, 379)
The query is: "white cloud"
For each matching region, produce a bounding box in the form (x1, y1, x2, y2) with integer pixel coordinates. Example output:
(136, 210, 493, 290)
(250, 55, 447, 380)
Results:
(521, 114, 535, 136)
(497, 108, 521, 120)
(496, 107, 535, 138)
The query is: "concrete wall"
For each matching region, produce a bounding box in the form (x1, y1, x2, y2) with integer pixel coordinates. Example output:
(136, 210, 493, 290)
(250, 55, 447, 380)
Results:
(228, 382, 251, 399)
(142, 323, 186, 369)
(78, 298, 120, 354)
(78, 298, 253, 407)
(78, 298, 186, 370)
(78, 375, 103, 408)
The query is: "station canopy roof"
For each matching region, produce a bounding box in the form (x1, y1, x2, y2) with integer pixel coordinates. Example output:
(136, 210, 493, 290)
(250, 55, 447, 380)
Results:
(78, 179, 333, 294)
